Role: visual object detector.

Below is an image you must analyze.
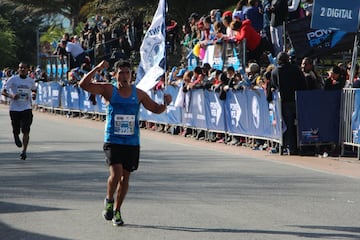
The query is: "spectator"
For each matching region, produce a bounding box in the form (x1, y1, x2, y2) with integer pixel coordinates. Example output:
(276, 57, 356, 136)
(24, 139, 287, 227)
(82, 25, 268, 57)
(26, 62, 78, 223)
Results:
(180, 70, 194, 137)
(214, 21, 227, 42)
(210, 9, 222, 23)
(61, 39, 87, 69)
(233, 0, 249, 21)
(230, 19, 264, 63)
(170, 68, 186, 87)
(288, 0, 305, 21)
(246, 62, 261, 86)
(301, 57, 323, 90)
(348, 63, 360, 88)
(302, 0, 314, 16)
(270, 51, 307, 155)
(181, 23, 192, 49)
(188, 12, 201, 47)
(166, 17, 179, 54)
(262, 0, 272, 42)
(0, 68, 13, 104)
(269, 0, 288, 55)
(222, 12, 235, 39)
(324, 65, 346, 90)
(224, 66, 239, 89)
(188, 66, 204, 89)
(244, 0, 264, 33)
(95, 32, 105, 64)
(53, 39, 68, 63)
(201, 63, 213, 89)
(72, 35, 81, 46)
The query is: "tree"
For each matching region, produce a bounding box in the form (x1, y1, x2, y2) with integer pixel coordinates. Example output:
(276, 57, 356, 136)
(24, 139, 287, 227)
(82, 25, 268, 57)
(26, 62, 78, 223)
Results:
(0, 0, 94, 31)
(0, 17, 16, 68)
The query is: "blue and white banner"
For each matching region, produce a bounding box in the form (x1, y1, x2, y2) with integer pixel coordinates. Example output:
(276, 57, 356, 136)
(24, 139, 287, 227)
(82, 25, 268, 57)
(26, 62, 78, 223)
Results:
(311, 0, 360, 33)
(204, 90, 226, 132)
(36, 83, 284, 143)
(351, 90, 360, 144)
(287, 16, 356, 59)
(135, 0, 166, 92)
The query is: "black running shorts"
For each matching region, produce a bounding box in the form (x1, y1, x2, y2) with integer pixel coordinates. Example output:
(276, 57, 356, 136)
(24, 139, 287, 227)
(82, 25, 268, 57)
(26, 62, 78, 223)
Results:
(103, 143, 140, 172)
(10, 109, 33, 135)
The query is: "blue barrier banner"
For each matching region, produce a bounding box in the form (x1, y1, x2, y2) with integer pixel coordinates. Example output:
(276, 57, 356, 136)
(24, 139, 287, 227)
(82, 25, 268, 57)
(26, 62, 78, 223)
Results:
(38, 82, 49, 106)
(34, 82, 283, 143)
(139, 90, 154, 121)
(351, 90, 360, 143)
(311, 0, 360, 32)
(139, 90, 167, 123)
(204, 90, 226, 131)
(225, 90, 249, 135)
(164, 86, 182, 125)
(245, 89, 272, 138)
(79, 88, 96, 112)
(49, 82, 61, 108)
(61, 85, 80, 110)
(95, 95, 107, 113)
(296, 90, 341, 145)
(153, 90, 167, 123)
(36, 82, 61, 108)
(188, 89, 207, 129)
(35, 82, 45, 105)
(182, 91, 194, 127)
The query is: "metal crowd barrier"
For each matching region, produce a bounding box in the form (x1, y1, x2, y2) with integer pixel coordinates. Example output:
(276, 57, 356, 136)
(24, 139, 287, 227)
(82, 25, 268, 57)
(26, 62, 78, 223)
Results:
(340, 88, 360, 158)
(33, 82, 283, 145)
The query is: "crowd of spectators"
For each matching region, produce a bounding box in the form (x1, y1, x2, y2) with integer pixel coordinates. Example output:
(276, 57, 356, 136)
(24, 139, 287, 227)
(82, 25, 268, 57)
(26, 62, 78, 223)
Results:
(143, 0, 360, 156)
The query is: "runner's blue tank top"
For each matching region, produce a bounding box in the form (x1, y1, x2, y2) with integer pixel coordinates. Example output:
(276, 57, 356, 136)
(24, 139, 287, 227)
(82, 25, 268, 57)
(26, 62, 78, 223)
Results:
(104, 85, 140, 145)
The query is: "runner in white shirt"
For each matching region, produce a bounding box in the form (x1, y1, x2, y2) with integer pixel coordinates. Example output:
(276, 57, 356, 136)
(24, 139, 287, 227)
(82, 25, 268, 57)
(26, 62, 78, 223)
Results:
(1, 62, 37, 160)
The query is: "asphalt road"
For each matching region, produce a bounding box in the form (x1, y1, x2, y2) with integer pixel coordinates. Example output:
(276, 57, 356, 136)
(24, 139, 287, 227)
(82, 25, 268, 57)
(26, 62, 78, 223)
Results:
(1, 105, 360, 240)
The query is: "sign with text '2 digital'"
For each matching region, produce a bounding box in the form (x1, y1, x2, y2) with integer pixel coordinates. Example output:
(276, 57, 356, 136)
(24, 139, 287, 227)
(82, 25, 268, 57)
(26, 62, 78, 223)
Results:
(311, 0, 360, 32)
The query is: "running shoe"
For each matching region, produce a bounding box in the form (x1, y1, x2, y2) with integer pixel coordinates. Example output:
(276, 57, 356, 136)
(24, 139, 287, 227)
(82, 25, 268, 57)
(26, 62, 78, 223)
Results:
(14, 135, 22, 148)
(20, 152, 26, 160)
(112, 210, 124, 226)
(102, 198, 114, 221)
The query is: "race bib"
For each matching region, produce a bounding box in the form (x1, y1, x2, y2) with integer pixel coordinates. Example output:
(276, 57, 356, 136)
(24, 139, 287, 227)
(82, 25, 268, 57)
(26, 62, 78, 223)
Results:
(114, 114, 135, 135)
(17, 88, 30, 101)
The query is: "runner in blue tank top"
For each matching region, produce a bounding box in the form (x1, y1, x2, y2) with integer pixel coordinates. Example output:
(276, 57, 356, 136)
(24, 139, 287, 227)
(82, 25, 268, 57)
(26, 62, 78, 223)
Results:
(79, 59, 172, 226)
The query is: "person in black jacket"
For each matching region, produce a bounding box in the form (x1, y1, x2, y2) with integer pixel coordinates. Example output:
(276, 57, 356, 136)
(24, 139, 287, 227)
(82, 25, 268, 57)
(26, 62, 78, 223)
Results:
(270, 51, 307, 154)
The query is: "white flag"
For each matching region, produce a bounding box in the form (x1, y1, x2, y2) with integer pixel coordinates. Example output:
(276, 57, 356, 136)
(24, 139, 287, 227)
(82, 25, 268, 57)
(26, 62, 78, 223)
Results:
(135, 0, 166, 92)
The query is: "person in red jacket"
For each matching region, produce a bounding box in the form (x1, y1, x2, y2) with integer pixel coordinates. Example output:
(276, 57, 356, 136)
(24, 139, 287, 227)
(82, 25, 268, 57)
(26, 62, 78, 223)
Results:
(230, 19, 267, 63)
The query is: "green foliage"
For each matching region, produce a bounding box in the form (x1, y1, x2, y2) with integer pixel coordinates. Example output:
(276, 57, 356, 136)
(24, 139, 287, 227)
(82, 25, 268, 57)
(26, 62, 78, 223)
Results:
(40, 25, 65, 45)
(0, 17, 16, 68)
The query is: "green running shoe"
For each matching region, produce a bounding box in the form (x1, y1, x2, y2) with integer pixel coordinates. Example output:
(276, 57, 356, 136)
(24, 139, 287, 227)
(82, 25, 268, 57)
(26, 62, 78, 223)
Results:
(102, 198, 114, 221)
(113, 210, 124, 226)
